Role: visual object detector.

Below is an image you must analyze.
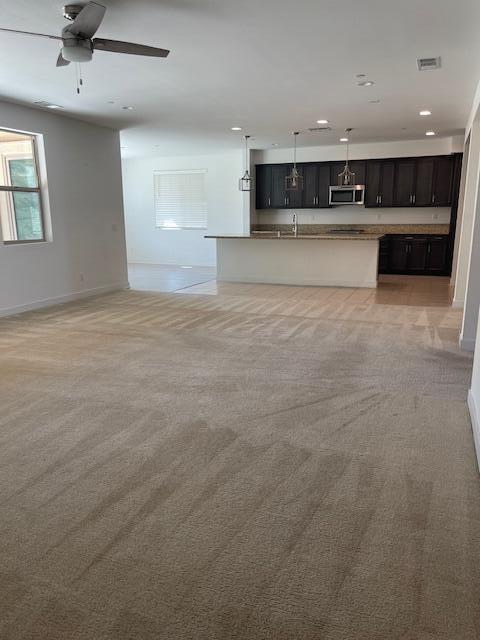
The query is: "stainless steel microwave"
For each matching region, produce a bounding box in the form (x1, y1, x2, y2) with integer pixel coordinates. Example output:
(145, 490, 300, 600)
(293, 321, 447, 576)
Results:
(329, 184, 365, 205)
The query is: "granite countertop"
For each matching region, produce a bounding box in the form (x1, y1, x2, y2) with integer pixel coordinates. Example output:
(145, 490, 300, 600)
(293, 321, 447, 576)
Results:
(205, 233, 386, 241)
(251, 223, 450, 235)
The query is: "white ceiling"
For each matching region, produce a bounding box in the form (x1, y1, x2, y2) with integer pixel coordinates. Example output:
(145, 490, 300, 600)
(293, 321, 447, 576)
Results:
(0, 0, 478, 157)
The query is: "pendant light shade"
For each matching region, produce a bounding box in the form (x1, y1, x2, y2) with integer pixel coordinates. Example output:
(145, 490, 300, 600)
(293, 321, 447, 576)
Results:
(285, 131, 303, 191)
(338, 127, 356, 186)
(239, 135, 253, 191)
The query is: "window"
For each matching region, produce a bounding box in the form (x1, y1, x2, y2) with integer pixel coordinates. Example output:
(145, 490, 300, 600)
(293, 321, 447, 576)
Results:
(0, 129, 45, 243)
(154, 169, 207, 229)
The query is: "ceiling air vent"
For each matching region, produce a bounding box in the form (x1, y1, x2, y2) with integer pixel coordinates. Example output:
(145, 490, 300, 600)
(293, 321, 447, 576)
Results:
(307, 126, 332, 132)
(417, 56, 441, 71)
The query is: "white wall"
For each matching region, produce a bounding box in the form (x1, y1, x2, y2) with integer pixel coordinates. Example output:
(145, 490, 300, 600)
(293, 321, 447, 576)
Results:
(468, 309, 480, 470)
(122, 151, 247, 267)
(0, 101, 128, 316)
(253, 137, 459, 228)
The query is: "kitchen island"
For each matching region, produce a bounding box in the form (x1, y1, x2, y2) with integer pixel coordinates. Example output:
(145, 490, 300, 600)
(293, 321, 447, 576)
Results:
(205, 233, 385, 288)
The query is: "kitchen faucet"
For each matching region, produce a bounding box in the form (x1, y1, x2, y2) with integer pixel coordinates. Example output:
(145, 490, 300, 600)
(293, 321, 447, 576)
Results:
(292, 212, 298, 237)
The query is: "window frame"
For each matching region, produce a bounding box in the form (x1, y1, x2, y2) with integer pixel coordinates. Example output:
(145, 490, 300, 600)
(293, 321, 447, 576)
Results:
(0, 129, 46, 245)
(154, 168, 208, 231)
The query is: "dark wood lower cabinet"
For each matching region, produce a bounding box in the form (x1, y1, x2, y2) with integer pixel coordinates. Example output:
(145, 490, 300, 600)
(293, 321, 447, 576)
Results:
(379, 235, 450, 276)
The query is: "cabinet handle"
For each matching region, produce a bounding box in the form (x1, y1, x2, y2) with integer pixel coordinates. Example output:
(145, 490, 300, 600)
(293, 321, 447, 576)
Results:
(268, 196, 271, 207)
(379, 194, 382, 205)
(314, 196, 317, 205)
(412, 194, 416, 204)
(427, 244, 431, 254)
(284, 196, 287, 206)
(432, 194, 435, 204)
(376, 195, 379, 204)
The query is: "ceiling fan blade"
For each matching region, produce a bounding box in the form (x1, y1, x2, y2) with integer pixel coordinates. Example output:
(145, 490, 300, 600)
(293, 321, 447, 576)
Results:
(56, 51, 70, 67)
(67, 1, 106, 38)
(93, 38, 170, 58)
(0, 27, 61, 40)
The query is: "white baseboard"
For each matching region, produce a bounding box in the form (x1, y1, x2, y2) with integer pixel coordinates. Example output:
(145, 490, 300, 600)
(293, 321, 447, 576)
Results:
(459, 334, 476, 352)
(468, 389, 480, 473)
(452, 298, 464, 309)
(0, 282, 129, 318)
(217, 275, 378, 288)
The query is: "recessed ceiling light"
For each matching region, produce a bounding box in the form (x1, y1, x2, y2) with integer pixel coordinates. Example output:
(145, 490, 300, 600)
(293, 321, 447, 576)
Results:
(340, 137, 349, 142)
(122, 106, 134, 110)
(271, 143, 279, 146)
(358, 80, 374, 87)
(426, 131, 436, 136)
(419, 110, 432, 116)
(316, 119, 329, 124)
(356, 73, 366, 78)
(231, 126, 242, 131)
(369, 99, 380, 104)
(34, 101, 63, 109)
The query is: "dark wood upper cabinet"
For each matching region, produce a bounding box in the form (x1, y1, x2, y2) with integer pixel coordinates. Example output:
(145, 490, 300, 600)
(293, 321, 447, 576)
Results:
(255, 154, 456, 210)
(255, 164, 272, 209)
(380, 161, 395, 207)
(317, 163, 331, 207)
(303, 162, 330, 208)
(366, 160, 395, 207)
(303, 163, 318, 207)
(414, 158, 435, 206)
(394, 159, 416, 206)
(432, 156, 453, 206)
(270, 164, 288, 208)
(365, 161, 381, 206)
(285, 164, 303, 208)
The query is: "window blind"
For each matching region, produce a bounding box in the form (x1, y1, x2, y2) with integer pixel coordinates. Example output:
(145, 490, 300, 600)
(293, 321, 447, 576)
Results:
(154, 169, 207, 229)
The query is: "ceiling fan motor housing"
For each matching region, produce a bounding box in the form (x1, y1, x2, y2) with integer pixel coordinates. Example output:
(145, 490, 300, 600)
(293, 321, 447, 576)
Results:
(61, 33, 93, 62)
(63, 4, 86, 21)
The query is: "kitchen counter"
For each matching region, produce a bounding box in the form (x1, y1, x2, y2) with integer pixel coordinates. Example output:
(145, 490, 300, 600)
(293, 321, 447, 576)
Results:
(206, 233, 385, 241)
(208, 234, 383, 288)
(251, 223, 450, 236)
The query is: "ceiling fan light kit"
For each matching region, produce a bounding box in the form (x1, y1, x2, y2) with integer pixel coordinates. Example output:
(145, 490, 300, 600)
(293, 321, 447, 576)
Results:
(0, 1, 170, 93)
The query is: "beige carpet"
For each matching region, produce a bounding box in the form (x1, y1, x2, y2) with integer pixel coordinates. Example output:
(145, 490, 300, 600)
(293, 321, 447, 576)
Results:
(0, 284, 478, 639)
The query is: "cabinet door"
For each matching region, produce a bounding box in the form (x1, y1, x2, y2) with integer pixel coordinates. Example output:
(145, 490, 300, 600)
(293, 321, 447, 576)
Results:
(350, 161, 366, 186)
(270, 164, 288, 208)
(407, 237, 428, 271)
(317, 163, 331, 207)
(414, 158, 435, 206)
(427, 236, 448, 273)
(330, 161, 345, 186)
(379, 161, 395, 207)
(394, 160, 416, 206)
(284, 164, 303, 208)
(432, 157, 453, 206)
(378, 237, 390, 273)
(303, 164, 318, 208)
(255, 165, 272, 209)
(365, 161, 381, 207)
(389, 237, 409, 271)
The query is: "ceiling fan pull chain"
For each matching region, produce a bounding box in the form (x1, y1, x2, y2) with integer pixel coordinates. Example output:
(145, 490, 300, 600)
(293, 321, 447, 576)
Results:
(79, 63, 83, 87)
(75, 62, 80, 94)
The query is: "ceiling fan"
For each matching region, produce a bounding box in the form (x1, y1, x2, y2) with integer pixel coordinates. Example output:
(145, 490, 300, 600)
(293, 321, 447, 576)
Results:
(0, 2, 170, 68)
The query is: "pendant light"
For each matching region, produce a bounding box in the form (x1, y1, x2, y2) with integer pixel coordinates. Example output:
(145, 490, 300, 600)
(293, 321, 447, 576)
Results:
(285, 131, 303, 191)
(239, 135, 253, 191)
(338, 128, 355, 186)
